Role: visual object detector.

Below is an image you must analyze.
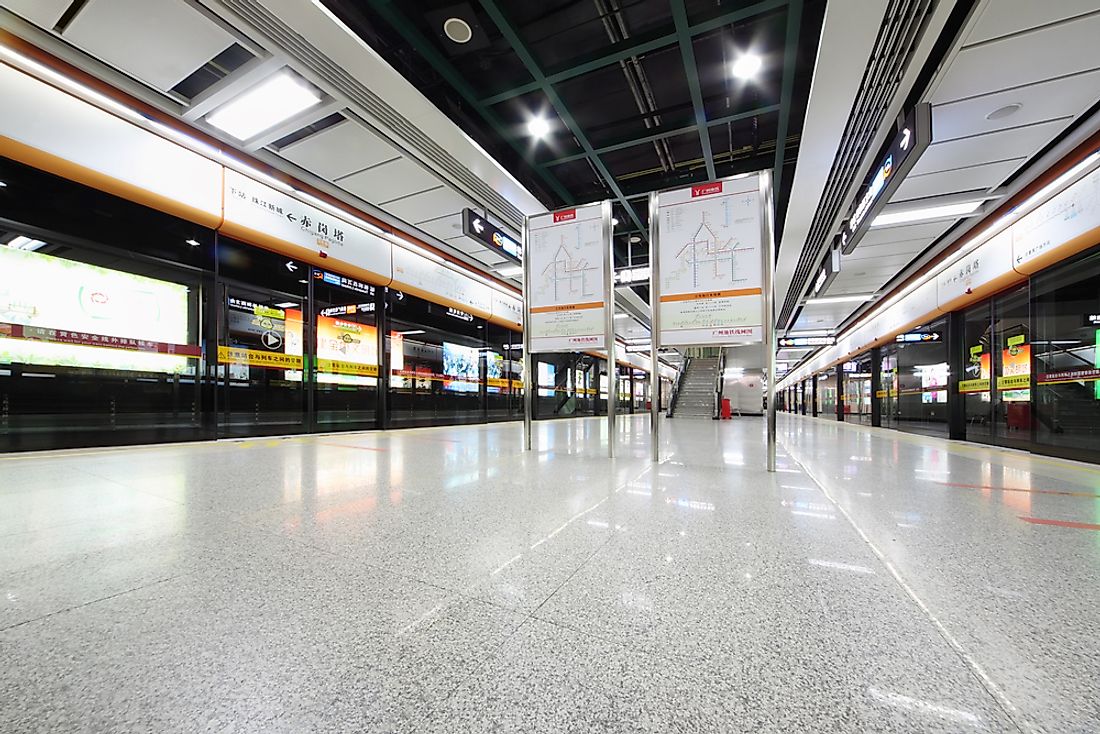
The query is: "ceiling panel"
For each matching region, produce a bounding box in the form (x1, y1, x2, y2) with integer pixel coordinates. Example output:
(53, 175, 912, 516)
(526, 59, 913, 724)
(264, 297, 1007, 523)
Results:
(893, 157, 1024, 201)
(910, 118, 1066, 176)
(337, 157, 439, 204)
(1, 0, 71, 28)
(279, 120, 401, 180)
(63, 0, 235, 90)
(847, 238, 932, 260)
(383, 185, 470, 223)
(931, 68, 1100, 142)
(793, 301, 865, 330)
(931, 12, 1100, 104)
(415, 213, 464, 241)
(963, 0, 1100, 46)
(859, 220, 954, 246)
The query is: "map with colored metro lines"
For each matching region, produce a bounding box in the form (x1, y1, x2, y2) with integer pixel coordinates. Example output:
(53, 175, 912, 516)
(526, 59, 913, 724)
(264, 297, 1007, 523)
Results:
(655, 178, 765, 347)
(526, 203, 609, 352)
(659, 190, 761, 295)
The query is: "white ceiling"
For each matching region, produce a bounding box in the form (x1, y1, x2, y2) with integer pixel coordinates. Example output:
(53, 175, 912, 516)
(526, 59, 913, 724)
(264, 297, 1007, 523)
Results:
(786, 0, 1100, 336)
(0, 0, 535, 288)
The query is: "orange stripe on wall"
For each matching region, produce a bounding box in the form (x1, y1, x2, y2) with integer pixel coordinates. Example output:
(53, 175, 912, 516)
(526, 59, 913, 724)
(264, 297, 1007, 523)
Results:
(530, 301, 604, 314)
(0, 134, 222, 229)
(659, 287, 762, 303)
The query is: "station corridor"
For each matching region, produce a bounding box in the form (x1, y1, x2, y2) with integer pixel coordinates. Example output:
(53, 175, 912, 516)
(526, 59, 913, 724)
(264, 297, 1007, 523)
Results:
(2, 415, 1097, 733)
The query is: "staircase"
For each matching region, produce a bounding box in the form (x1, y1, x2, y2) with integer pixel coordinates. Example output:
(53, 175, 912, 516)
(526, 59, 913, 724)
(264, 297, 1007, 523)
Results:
(669, 357, 719, 419)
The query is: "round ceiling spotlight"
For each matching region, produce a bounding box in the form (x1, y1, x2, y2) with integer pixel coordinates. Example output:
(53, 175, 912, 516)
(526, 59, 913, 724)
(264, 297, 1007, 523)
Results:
(527, 116, 551, 139)
(730, 53, 763, 80)
(986, 102, 1022, 121)
(443, 17, 473, 44)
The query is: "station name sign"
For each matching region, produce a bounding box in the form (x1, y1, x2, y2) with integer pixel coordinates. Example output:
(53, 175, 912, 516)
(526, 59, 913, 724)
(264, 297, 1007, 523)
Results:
(462, 208, 521, 262)
(840, 103, 932, 255)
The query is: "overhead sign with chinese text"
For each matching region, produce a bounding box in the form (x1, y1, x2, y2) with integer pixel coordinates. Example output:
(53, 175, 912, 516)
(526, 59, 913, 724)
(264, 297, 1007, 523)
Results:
(840, 103, 932, 255)
(654, 176, 764, 346)
(526, 203, 610, 352)
(462, 209, 521, 262)
(221, 170, 392, 284)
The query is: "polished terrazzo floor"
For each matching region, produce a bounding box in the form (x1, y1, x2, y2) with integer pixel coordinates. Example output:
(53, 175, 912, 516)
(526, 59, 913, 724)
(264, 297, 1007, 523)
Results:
(1, 413, 1098, 732)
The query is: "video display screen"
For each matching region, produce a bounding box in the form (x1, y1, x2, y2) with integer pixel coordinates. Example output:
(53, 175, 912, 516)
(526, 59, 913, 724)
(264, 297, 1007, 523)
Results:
(443, 341, 479, 392)
(539, 362, 556, 398)
(282, 309, 378, 385)
(0, 246, 192, 373)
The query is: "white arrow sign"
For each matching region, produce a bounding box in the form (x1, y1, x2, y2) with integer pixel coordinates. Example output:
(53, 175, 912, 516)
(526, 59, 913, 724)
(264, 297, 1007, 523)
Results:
(900, 128, 911, 150)
(472, 218, 484, 235)
(285, 261, 298, 272)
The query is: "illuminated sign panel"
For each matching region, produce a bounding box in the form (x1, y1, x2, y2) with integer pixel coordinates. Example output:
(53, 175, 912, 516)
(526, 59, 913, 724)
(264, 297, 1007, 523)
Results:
(0, 247, 194, 373)
(840, 104, 932, 255)
(778, 335, 836, 348)
(463, 209, 521, 262)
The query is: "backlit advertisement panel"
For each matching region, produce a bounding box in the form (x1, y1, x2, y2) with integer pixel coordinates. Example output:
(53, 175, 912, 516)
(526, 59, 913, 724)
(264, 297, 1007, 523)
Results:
(0, 246, 194, 373)
(284, 309, 378, 385)
(443, 342, 479, 393)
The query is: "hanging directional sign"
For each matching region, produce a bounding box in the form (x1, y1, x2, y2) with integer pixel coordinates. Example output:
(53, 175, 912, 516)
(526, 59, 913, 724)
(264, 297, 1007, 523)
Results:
(778, 335, 836, 348)
(462, 208, 521, 262)
(896, 331, 941, 343)
(839, 103, 932, 255)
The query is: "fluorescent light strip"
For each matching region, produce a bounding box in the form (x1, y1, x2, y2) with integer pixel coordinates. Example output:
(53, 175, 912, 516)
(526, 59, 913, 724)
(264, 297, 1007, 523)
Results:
(6, 236, 46, 251)
(871, 200, 983, 227)
(0, 46, 143, 123)
(804, 294, 875, 305)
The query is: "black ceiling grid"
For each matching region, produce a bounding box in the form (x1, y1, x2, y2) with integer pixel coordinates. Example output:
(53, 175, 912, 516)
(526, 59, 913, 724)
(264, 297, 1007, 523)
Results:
(326, 0, 825, 264)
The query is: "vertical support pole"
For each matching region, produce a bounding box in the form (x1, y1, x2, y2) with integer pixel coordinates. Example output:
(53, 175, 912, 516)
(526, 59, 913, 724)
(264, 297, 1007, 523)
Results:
(871, 346, 883, 428)
(522, 215, 533, 451)
(811, 375, 818, 417)
(760, 172, 777, 472)
(836, 369, 844, 422)
(947, 310, 966, 440)
(648, 191, 661, 463)
(603, 200, 616, 459)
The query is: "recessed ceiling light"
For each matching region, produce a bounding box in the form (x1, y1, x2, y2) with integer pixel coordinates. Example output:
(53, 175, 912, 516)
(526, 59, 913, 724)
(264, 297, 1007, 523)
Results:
(397, 330, 426, 336)
(6, 236, 46, 251)
(0, 181, 7, 187)
(629, 235, 641, 244)
(206, 70, 322, 141)
(274, 302, 298, 308)
(731, 53, 763, 80)
(527, 116, 551, 139)
(871, 201, 983, 227)
(185, 239, 201, 247)
(986, 103, 1022, 121)
(443, 17, 473, 43)
(612, 217, 619, 226)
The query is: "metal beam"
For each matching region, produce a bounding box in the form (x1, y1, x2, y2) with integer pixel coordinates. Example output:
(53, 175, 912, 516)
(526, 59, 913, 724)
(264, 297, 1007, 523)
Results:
(479, 0, 787, 106)
(772, 1, 803, 213)
(365, 0, 574, 205)
(540, 104, 781, 167)
(478, 0, 648, 240)
(671, 0, 716, 181)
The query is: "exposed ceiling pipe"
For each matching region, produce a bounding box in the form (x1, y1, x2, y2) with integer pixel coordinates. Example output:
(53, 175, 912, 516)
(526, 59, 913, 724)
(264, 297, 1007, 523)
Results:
(593, 0, 675, 174)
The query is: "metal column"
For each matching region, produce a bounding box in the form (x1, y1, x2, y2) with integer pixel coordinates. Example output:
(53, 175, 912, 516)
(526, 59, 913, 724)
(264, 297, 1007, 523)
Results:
(870, 346, 882, 428)
(760, 171, 777, 473)
(521, 216, 533, 451)
(648, 191, 661, 462)
(603, 200, 616, 459)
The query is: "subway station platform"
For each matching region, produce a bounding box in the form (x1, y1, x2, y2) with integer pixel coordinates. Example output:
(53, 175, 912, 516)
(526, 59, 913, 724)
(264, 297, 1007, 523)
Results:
(2, 415, 1098, 732)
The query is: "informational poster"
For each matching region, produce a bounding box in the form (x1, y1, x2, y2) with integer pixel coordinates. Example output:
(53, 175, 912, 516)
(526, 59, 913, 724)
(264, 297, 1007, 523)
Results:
(526, 203, 609, 352)
(0, 246, 197, 373)
(654, 177, 764, 345)
(998, 335, 1031, 399)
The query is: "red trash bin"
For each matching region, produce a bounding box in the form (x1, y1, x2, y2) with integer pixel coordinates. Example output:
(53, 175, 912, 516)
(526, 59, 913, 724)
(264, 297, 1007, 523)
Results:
(721, 398, 732, 419)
